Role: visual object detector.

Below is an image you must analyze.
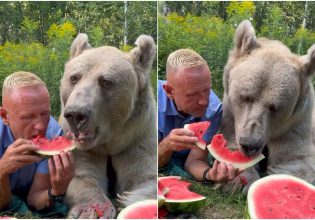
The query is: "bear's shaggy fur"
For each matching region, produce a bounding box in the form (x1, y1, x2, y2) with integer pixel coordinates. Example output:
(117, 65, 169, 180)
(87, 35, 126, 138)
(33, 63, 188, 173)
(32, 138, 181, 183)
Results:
(60, 34, 157, 218)
(220, 20, 315, 190)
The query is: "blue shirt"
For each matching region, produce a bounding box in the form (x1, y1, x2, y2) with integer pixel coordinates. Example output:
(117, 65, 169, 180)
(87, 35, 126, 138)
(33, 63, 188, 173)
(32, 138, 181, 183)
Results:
(0, 116, 63, 199)
(158, 80, 222, 165)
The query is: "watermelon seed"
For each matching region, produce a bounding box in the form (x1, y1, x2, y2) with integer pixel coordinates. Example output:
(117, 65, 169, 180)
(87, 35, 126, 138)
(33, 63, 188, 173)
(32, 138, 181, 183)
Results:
(269, 208, 272, 212)
(289, 195, 293, 199)
(296, 195, 301, 199)
(284, 186, 288, 189)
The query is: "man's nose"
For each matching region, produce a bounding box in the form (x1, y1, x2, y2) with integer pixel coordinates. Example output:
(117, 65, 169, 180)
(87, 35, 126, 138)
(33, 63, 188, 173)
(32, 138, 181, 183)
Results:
(198, 96, 208, 106)
(34, 119, 46, 131)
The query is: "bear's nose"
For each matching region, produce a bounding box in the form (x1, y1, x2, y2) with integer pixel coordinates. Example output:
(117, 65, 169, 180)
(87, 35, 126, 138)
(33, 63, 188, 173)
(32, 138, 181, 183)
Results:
(64, 109, 90, 131)
(239, 137, 264, 157)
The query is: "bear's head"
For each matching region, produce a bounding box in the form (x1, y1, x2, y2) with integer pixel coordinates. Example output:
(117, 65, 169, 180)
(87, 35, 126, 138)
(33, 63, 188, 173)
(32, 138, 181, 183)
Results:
(223, 20, 315, 157)
(60, 34, 156, 151)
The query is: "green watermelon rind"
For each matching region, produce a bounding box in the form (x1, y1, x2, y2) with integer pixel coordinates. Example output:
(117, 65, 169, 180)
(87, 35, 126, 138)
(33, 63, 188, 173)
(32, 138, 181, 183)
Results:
(247, 174, 315, 219)
(207, 143, 265, 169)
(163, 197, 206, 213)
(158, 176, 206, 213)
(116, 199, 157, 219)
(158, 189, 166, 207)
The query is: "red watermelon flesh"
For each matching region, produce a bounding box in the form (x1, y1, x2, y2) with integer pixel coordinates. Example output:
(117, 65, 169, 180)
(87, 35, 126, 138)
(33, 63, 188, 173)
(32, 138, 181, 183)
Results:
(158, 176, 206, 213)
(32, 136, 75, 156)
(159, 177, 203, 200)
(248, 174, 315, 219)
(117, 200, 157, 219)
(207, 134, 264, 169)
(123, 204, 157, 219)
(184, 121, 211, 150)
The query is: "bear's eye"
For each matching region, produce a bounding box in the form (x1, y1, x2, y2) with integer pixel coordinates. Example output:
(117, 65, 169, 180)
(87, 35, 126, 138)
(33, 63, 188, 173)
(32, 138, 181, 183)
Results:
(99, 77, 113, 88)
(70, 75, 81, 85)
(269, 104, 278, 112)
(240, 95, 253, 103)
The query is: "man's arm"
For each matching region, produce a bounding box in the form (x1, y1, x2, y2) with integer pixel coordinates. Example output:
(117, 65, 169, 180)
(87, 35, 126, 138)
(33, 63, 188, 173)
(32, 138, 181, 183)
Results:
(0, 139, 40, 210)
(27, 151, 75, 210)
(185, 148, 243, 182)
(158, 139, 174, 168)
(185, 148, 209, 181)
(0, 171, 11, 210)
(158, 128, 198, 168)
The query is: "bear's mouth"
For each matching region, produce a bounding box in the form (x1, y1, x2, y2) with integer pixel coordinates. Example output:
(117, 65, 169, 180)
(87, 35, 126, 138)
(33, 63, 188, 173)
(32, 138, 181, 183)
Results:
(72, 127, 99, 144)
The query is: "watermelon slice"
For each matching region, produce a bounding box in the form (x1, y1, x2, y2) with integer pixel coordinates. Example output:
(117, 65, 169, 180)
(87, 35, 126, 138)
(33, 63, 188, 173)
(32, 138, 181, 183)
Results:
(184, 121, 211, 150)
(158, 188, 166, 207)
(158, 186, 169, 207)
(247, 174, 315, 219)
(32, 136, 76, 157)
(116, 200, 157, 219)
(207, 134, 265, 169)
(158, 176, 206, 213)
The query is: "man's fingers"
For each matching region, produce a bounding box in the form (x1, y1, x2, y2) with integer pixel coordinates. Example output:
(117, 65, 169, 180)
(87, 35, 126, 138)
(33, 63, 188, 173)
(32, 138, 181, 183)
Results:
(171, 135, 198, 145)
(15, 155, 42, 163)
(172, 128, 195, 137)
(67, 151, 75, 166)
(53, 155, 64, 179)
(227, 164, 236, 180)
(237, 168, 245, 174)
(60, 151, 74, 174)
(48, 157, 56, 176)
(10, 138, 32, 148)
(216, 162, 229, 182)
(174, 144, 196, 151)
(14, 143, 39, 155)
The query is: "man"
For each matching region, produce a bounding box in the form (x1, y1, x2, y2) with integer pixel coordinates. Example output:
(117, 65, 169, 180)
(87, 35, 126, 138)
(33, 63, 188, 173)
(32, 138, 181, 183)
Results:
(0, 71, 74, 212)
(158, 49, 242, 183)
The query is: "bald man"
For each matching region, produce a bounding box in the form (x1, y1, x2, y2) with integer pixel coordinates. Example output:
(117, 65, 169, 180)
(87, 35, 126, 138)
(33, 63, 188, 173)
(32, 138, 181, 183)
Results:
(158, 49, 242, 184)
(0, 71, 74, 212)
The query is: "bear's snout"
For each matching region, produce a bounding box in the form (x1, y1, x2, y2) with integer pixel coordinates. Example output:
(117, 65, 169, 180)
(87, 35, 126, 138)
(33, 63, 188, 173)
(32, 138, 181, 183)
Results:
(239, 137, 264, 157)
(64, 107, 91, 132)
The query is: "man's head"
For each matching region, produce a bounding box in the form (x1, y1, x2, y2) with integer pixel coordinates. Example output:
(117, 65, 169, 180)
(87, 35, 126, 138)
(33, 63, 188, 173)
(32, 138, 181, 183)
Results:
(163, 49, 211, 117)
(0, 71, 51, 140)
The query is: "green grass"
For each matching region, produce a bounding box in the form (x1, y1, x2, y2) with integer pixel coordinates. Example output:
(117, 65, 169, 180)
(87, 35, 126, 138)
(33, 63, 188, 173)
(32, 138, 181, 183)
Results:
(160, 177, 247, 219)
(191, 180, 247, 218)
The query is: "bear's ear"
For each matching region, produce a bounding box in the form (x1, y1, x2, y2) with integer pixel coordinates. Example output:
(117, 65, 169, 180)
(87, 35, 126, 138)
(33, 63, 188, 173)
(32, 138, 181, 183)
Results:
(234, 20, 258, 56)
(70, 33, 91, 58)
(301, 44, 315, 77)
(130, 35, 156, 72)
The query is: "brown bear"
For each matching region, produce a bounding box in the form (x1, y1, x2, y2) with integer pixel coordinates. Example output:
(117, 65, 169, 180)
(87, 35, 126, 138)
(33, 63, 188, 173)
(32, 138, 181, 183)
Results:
(60, 33, 157, 218)
(220, 20, 315, 191)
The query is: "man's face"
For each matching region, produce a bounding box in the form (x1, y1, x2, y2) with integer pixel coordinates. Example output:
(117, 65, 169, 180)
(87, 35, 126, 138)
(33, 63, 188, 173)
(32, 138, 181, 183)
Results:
(1, 85, 51, 140)
(166, 65, 211, 117)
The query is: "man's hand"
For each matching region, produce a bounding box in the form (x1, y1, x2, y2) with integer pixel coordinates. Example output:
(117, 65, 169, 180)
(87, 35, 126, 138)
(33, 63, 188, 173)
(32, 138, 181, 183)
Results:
(159, 128, 199, 168)
(161, 128, 199, 152)
(207, 160, 244, 183)
(0, 139, 41, 176)
(48, 151, 75, 196)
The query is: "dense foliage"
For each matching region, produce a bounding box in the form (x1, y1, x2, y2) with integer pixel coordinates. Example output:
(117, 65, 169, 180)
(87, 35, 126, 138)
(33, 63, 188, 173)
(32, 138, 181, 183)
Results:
(158, 1, 315, 99)
(0, 1, 157, 117)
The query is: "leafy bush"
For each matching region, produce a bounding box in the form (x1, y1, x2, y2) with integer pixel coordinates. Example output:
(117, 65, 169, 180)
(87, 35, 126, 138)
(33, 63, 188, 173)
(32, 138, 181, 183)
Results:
(0, 22, 76, 117)
(158, 1, 315, 99)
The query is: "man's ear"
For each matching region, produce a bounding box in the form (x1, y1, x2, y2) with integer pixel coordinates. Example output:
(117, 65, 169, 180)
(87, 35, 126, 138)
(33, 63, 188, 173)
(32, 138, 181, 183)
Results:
(0, 107, 9, 125)
(163, 84, 174, 99)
